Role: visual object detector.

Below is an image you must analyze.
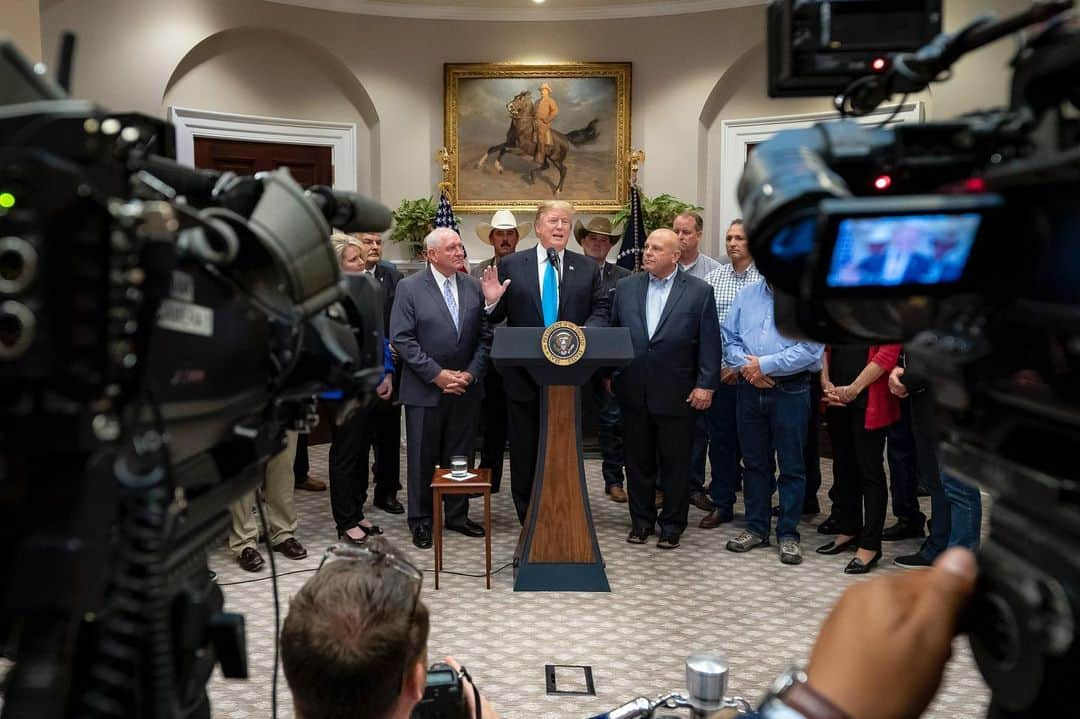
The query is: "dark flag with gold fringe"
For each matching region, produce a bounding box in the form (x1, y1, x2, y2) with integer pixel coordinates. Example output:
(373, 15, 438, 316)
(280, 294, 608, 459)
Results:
(616, 183, 646, 272)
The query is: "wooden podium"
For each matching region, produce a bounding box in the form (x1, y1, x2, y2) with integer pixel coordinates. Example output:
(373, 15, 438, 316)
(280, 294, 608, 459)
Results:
(491, 324, 632, 592)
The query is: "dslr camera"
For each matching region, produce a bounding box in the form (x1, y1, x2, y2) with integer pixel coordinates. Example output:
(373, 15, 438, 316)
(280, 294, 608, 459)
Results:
(752, 2, 1080, 716)
(411, 663, 470, 719)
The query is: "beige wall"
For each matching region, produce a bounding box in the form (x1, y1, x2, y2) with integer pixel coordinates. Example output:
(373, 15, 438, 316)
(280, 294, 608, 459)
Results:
(41, 0, 1026, 261)
(7, 0, 43, 63)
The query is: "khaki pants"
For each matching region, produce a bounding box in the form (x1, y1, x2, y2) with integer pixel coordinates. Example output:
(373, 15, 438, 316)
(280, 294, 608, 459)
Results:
(228, 431, 299, 555)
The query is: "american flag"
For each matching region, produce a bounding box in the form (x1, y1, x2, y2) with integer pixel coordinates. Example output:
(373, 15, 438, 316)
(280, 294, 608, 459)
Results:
(616, 183, 646, 272)
(433, 191, 459, 234)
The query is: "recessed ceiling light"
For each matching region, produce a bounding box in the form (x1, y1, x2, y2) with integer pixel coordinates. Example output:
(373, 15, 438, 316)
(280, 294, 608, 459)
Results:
(532, 0, 546, 4)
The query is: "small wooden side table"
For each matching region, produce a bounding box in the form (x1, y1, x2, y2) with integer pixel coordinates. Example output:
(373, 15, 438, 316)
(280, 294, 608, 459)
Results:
(431, 468, 492, 590)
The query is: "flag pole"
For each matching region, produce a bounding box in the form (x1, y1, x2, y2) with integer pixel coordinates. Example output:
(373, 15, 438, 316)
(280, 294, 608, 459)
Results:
(436, 146, 453, 196)
(629, 148, 645, 187)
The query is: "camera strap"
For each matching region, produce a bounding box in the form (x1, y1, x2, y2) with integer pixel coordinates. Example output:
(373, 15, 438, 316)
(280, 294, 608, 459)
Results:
(458, 666, 482, 719)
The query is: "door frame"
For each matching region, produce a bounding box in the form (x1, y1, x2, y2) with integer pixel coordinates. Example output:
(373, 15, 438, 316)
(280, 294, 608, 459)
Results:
(717, 102, 924, 228)
(169, 106, 358, 191)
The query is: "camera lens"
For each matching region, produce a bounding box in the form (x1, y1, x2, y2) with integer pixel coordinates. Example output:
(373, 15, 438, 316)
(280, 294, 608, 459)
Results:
(0, 301, 35, 359)
(0, 236, 39, 295)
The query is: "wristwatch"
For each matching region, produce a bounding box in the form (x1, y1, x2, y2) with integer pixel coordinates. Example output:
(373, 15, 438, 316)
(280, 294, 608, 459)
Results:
(757, 669, 851, 719)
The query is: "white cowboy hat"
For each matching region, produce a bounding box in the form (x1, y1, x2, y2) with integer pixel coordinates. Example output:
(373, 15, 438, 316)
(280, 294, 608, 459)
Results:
(476, 210, 532, 245)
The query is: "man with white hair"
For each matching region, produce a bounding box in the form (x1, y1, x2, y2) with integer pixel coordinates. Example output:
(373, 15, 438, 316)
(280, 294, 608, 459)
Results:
(390, 228, 491, 549)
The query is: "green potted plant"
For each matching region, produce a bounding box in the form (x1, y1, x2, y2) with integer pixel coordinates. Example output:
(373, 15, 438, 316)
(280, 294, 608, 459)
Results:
(390, 197, 438, 259)
(612, 192, 703, 235)
(390, 197, 464, 258)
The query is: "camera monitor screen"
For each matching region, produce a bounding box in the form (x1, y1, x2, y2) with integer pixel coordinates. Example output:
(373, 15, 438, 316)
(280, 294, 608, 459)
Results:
(825, 213, 981, 289)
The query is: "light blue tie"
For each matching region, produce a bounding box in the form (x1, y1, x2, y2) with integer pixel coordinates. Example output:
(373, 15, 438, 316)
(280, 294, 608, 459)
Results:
(542, 259, 558, 327)
(443, 277, 459, 334)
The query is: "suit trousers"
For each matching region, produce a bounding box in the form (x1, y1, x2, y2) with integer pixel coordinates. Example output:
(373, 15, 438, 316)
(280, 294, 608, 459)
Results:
(370, 398, 402, 502)
(229, 431, 299, 555)
(826, 404, 888, 551)
(623, 409, 695, 537)
(477, 369, 509, 492)
(329, 406, 374, 532)
(507, 396, 542, 524)
(293, 432, 309, 484)
(404, 394, 476, 532)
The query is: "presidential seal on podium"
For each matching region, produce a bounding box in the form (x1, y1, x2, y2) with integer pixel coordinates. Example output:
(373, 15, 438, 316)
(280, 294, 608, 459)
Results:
(541, 321, 587, 366)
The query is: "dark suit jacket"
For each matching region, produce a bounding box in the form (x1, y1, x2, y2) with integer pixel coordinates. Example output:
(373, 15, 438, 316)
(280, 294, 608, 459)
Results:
(487, 245, 610, 400)
(389, 269, 491, 408)
(599, 261, 631, 300)
(372, 260, 403, 332)
(856, 252, 934, 284)
(610, 269, 721, 417)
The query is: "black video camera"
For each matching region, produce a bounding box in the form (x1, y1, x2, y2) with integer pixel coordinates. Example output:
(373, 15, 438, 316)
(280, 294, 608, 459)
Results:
(0, 38, 391, 718)
(752, 2, 1080, 717)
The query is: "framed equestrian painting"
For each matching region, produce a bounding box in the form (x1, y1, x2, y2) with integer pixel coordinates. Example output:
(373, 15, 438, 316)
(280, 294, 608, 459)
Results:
(444, 62, 632, 213)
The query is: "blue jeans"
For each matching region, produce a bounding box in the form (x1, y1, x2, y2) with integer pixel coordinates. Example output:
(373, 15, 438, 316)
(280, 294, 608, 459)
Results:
(737, 376, 810, 542)
(689, 412, 709, 497)
(704, 382, 740, 514)
(943, 473, 982, 549)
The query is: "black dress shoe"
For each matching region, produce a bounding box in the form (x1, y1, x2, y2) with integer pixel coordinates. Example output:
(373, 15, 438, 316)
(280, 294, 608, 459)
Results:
(446, 519, 485, 537)
(412, 526, 433, 549)
(882, 517, 926, 541)
(272, 537, 308, 560)
(817, 516, 841, 535)
(816, 536, 859, 555)
(374, 496, 405, 514)
(657, 534, 681, 550)
(236, 547, 264, 572)
(844, 550, 883, 574)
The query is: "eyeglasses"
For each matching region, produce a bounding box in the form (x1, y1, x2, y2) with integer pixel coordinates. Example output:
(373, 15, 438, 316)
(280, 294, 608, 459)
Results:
(318, 543, 424, 619)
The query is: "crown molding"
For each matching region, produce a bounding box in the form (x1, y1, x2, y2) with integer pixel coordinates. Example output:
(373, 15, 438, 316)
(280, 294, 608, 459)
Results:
(265, 0, 766, 22)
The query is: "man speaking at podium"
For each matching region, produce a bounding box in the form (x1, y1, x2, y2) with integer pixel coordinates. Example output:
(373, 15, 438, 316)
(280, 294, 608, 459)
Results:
(481, 200, 610, 523)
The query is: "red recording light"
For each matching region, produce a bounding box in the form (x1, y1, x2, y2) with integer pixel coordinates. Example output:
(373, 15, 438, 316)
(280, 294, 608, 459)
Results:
(871, 57, 888, 72)
(962, 177, 987, 193)
(873, 174, 892, 191)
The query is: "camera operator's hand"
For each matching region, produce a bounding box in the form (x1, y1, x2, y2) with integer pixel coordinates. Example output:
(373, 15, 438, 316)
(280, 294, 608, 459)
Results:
(888, 366, 910, 399)
(376, 373, 393, 400)
(444, 656, 500, 719)
(806, 548, 977, 719)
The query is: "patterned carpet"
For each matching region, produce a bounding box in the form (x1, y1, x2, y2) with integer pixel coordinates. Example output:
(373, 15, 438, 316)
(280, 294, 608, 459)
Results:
(206, 446, 990, 719)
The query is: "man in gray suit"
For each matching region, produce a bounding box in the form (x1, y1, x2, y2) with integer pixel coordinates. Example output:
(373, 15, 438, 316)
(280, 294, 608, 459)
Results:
(391, 228, 492, 550)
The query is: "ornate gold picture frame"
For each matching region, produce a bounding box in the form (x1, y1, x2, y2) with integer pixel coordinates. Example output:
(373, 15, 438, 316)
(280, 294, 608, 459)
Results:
(444, 62, 631, 213)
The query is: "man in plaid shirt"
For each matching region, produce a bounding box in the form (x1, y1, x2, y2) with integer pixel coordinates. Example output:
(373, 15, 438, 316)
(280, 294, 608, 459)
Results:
(697, 219, 762, 528)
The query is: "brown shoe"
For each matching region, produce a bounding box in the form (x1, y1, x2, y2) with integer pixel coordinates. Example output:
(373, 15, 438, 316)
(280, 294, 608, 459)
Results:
(296, 475, 327, 492)
(654, 490, 664, 508)
(606, 485, 628, 503)
(236, 547, 264, 572)
(699, 509, 734, 529)
(272, 537, 308, 560)
(690, 494, 713, 512)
